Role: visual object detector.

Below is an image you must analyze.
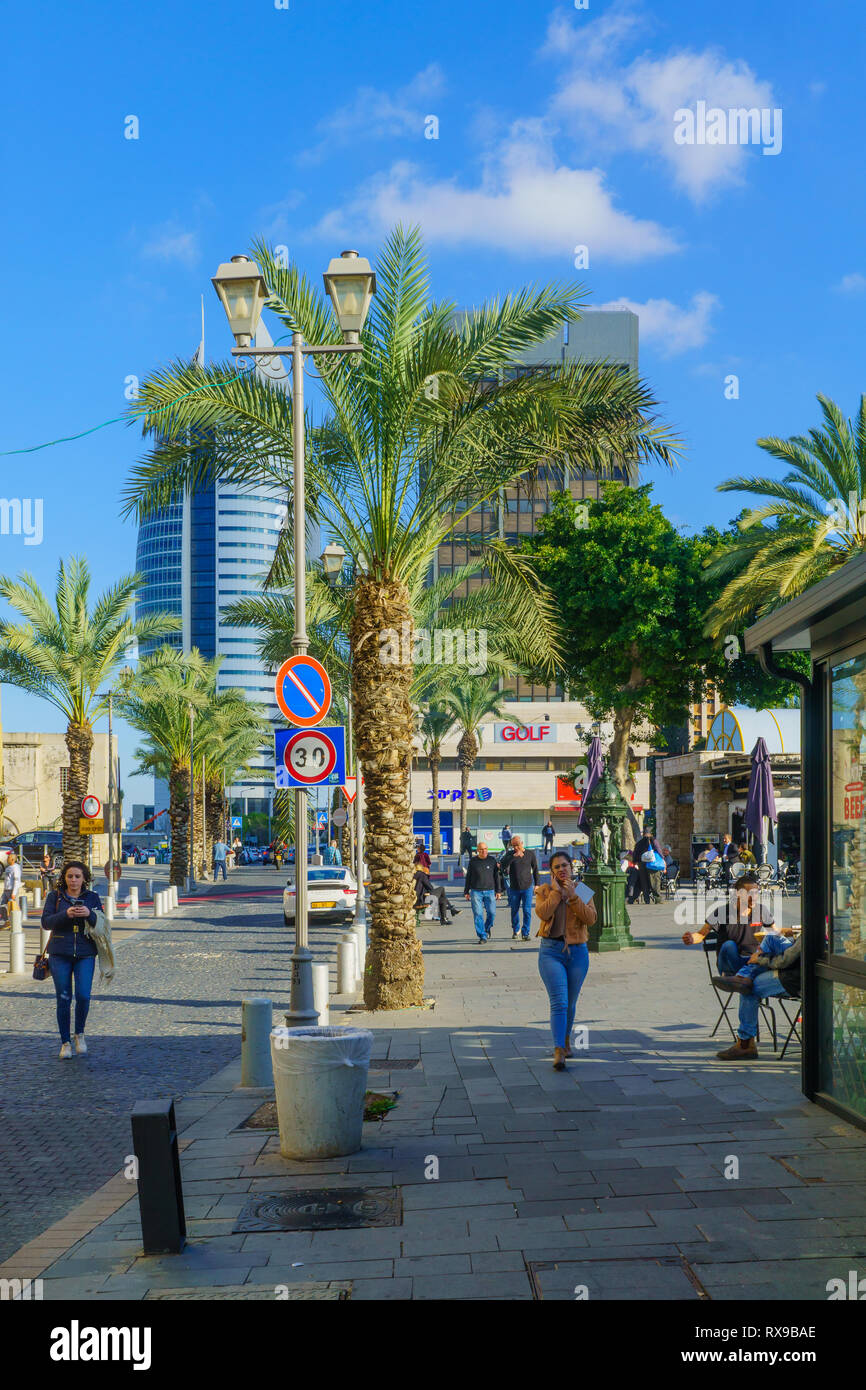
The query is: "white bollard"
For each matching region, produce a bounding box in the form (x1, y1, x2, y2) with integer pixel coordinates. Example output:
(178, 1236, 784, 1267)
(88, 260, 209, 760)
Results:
(352, 921, 367, 968)
(312, 963, 330, 1027)
(153, 891, 163, 917)
(104, 896, 115, 923)
(32, 884, 42, 911)
(337, 938, 357, 994)
(170, 885, 178, 909)
(18, 893, 28, 924)
(146, 878, 154, 902)
(241, 997, 273, 1086)
(9, 909, 25, 973)
(128, 886, 139, 919)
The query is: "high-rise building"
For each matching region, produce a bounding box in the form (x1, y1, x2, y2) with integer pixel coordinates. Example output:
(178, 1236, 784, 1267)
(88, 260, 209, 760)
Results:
(134, 501, 184, 657)
(411, 309, 653, 848)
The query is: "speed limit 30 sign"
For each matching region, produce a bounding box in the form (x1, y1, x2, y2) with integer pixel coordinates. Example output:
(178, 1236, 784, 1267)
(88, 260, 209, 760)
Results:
(274, 726, 346, 789)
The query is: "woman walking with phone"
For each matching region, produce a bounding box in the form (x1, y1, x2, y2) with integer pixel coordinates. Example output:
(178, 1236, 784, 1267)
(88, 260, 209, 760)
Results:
(41, 861, 103, 1059)
(535, 851, 596, 1070)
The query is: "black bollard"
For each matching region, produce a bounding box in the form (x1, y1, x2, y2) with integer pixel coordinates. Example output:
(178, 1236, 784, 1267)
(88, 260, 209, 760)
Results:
(131, 1098, 187, 1253)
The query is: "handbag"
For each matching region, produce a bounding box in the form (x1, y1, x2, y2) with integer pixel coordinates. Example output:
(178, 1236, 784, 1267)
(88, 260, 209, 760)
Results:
(33, 951, 50, 981)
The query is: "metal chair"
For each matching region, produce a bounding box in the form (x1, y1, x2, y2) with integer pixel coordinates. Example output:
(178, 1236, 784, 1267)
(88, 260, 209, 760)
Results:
(703, 929, 775, 1045)
(664, 862, 680, 899)
(756, 863, 774, 887)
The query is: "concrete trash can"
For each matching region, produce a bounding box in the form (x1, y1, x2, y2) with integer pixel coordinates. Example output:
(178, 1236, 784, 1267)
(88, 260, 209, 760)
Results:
(270, 1025, 374, 1159)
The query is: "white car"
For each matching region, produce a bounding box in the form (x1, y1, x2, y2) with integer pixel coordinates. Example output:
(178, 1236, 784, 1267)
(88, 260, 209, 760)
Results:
(283, 866, 358, 926)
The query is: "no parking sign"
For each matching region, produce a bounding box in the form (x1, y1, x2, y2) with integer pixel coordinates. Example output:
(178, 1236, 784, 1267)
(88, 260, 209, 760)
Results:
(275, 727, 346, 789)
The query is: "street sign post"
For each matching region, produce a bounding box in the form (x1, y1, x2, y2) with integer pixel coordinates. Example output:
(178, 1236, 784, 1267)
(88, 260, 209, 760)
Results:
(79, 818, 104, 835)
(81, 795, 101, 819)
(274, 727, 346, 790)
(341, 777, 357, 803)
(331, 807, 348, 828)
(274, 655, 333, 728)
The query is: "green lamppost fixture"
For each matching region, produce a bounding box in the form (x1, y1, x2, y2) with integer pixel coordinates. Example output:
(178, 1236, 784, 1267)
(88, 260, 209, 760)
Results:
(580, 760, 645, 952)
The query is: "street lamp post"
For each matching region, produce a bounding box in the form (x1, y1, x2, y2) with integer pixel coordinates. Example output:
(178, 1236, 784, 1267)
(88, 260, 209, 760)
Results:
(188, 703, 196, 891)
(212, 250, 375, 1026)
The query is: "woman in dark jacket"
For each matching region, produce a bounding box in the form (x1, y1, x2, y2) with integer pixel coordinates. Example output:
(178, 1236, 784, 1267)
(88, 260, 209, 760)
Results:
(41, 861, 102, 1059)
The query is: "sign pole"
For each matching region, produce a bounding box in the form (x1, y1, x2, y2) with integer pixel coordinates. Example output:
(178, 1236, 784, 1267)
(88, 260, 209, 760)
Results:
(286, 331, 317, 1028)
(355, 763, 365, 924)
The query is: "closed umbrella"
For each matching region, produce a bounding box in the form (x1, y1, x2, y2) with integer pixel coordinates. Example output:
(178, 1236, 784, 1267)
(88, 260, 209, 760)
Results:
(744, 737, 777, 865)
(578, 736, 603, 827)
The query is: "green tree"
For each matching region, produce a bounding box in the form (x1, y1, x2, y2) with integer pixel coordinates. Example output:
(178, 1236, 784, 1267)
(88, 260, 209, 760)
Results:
(704, 393, 866, 634)
(124, 227, 677, 1009)
(0, 558, 179, 860)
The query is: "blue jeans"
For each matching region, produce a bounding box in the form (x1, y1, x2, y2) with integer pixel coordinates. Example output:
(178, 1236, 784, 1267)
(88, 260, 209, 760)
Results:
(538, 938, 589, 1049)
(50, 955, 96, 1043)
(736, 971, 787, 1041)
(213, 859, 227, 880)
(470, 889, 497, 940)
(508, 886, 534, 937)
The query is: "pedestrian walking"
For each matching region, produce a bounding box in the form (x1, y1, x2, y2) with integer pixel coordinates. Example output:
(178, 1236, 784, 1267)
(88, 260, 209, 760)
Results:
(542, 820, 555, 856)
(463, 842, 503, 942)
(500, 823, 512, 851)
(212, 838, 229, 881)
(500, 835, 539, 940)
(323, 838, 342, 866)
(0, 851, 22, 924)
(40, 861, 103, 1060)
(459, 826, 474, 869)
(535, 851, 596, 1071)
(633, 827, 664, 904)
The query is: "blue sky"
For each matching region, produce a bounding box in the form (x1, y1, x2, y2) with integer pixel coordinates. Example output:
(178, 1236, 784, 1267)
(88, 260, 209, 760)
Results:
(1, 0, 864, 810)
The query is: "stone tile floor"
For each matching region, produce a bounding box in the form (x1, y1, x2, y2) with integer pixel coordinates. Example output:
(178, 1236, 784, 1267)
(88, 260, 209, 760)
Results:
(2, 896, 864, 1300)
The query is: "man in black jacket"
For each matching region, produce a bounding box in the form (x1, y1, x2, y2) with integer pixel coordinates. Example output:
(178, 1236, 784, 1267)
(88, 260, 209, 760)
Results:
(463, 843, 503, 943)
(500, 835, 540, 940)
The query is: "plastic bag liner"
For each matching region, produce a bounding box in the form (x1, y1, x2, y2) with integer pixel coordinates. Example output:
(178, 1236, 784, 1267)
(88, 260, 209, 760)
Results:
(270, 1025, 373, 1076)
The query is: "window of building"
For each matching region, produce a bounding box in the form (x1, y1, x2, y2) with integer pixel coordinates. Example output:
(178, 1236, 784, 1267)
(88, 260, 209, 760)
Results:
(60, 767, 69, 793)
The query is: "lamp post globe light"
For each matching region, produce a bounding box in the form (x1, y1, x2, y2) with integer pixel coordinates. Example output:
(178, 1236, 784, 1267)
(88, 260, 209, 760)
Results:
(212, 249, 375, 1026)
(320, 542, 347, 586)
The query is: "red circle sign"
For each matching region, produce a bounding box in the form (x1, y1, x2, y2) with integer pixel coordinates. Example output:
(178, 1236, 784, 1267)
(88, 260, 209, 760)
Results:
(274, 655, 332, 728)
(81, 795, 101, 818)
(283, 730, 337, 784)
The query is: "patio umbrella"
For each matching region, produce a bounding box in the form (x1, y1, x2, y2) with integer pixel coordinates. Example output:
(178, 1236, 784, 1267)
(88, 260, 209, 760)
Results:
(744, 737, 777, 862)
(578, 736, 603, 827)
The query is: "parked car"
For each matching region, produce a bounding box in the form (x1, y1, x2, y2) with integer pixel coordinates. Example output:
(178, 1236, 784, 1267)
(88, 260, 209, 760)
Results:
(6, 830, 64, 868)
(283, 867, 358, 926)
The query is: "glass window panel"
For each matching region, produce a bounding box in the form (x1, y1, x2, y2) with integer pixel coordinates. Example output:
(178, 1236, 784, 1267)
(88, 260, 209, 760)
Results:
(818, 978, 866, 1121)
(830, 652, 866, 963)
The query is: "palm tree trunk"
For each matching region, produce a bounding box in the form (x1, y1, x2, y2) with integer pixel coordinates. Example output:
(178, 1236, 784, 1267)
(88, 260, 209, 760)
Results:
(168, 761, 190, 887)
(430, 753, 441, 854)
(63, 721, 93, 862)
(205, 774, 223, 862)
(457, 731, 477, 835)
(351, 577, 423, 1010)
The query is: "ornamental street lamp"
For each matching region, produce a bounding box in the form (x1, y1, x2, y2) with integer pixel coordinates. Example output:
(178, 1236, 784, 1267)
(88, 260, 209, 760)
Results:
(213, 250, 375, 1026)
(321, 542, 347, 585)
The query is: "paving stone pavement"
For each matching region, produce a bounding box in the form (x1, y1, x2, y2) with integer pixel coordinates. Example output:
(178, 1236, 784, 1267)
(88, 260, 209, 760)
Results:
(0, 868, 347, 1264)
(3, 892, 866, 1301)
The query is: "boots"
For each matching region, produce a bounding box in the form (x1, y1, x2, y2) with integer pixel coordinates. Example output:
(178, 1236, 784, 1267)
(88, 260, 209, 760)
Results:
(716, 1037, 758, 1061)
(553, 1047, 567, 1071)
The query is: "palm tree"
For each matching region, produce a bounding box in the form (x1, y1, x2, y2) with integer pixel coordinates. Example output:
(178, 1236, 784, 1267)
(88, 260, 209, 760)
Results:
(705, 393, 866, 635)
(419, 706, 455, 853)
(197, 690, 272, 876)
(0, 557, 179, 860)
(123, 226, 677, 1009)
(443, 681, 517, 837)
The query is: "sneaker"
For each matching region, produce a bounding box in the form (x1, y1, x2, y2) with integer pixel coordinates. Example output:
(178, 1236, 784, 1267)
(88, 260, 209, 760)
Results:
(74, 1035, 88, 1055)
(512, 931, 519, 939)
(59, 1042, 73, 1060)
(477, 936, 487, 944)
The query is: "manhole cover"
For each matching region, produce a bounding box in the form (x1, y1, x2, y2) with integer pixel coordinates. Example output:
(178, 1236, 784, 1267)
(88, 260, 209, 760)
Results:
(528, 1257, 708, 1301)
(234, 1187, 402, 1232)
(369, 1058, 420, 1070)
(144, 1282, 351, 1300)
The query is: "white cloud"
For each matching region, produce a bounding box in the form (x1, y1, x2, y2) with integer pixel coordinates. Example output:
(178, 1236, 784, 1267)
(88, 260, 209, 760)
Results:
(544, 2, 780, 202)
(597, 291, 719, 354)
(835, 272, 866, 294)
(312, 129, 678, 262)
(300, 64, 446, 165)
(141, 227, 198, 266)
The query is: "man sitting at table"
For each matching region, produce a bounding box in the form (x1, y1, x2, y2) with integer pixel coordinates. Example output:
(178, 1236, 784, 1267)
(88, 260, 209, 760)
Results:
(712, 930, 796, 993)
(681, 872, 786, 1060)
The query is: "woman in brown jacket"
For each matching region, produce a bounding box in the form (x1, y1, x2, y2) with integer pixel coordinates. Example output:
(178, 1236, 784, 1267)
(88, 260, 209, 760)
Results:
(536, 851, 596, 1070)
